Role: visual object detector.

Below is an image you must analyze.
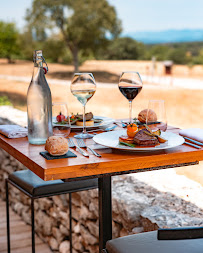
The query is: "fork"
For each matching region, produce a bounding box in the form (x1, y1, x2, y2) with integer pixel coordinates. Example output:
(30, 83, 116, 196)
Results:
(76, 139, 102, 157)
(67, 138, 89, 157)
(67, 138, 75, 148)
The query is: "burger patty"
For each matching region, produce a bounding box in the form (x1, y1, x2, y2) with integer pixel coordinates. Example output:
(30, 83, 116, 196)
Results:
(134, 129, 158, 146)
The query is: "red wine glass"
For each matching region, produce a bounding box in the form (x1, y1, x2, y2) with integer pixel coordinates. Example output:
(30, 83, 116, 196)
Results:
(118, 72, 143, 123)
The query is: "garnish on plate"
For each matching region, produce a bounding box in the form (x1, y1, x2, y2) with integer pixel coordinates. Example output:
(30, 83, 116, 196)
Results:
(56, 112, 66, 122)
(127, 123, 138, 138)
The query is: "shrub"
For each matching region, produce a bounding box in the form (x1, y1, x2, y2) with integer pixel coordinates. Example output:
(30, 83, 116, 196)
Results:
(0, 96, 12, 106)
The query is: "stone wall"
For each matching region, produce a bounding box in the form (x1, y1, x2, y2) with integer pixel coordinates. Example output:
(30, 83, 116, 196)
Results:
(1, 111, 203, 252)
(1, 146, 203, 252)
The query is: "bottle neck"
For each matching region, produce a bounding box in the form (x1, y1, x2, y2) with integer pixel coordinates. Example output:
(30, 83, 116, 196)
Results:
(34, 60, 43, 68)
(32, 60, 44, 79)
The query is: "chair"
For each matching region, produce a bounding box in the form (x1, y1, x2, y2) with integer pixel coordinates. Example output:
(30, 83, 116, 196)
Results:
(6, 169, 98, 253)
(103, 227, 203, 253)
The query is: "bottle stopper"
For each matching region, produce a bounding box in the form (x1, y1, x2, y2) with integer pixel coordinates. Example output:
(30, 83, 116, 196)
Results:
(43, 67, 48, 74)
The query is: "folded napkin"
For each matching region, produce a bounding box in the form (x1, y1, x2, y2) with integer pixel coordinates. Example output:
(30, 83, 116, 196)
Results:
(179, 128, 203, 143)
(0, 125, 28, 138)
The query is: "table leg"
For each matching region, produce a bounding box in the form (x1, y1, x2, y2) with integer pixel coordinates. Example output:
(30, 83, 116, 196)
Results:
(99, 176, 112, 252)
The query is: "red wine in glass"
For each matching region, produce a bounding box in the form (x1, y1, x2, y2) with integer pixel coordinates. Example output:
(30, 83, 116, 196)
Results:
(118, 72, 143, 123)
(119, 86, 142, 101)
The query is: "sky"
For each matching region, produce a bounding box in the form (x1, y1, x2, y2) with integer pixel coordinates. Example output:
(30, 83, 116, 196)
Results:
(1, 0, 203, 32)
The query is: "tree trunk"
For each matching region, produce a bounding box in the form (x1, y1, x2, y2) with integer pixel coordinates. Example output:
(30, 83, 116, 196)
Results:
(65, 39, 79, 72)
(7, 55, 13, 64)
(72, 47, 79, 72)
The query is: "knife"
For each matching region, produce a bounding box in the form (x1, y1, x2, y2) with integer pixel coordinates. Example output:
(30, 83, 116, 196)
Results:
(184, 141, 201, 149)
(75, 144, 89, 157)
(87, 146, 102, 157)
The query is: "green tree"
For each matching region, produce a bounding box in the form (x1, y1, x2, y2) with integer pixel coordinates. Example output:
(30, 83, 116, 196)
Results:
(168, 48, 188, 64)
(18, 30, 38, 60)
(18, 30, 68, 63)
(98, 37, 145, 60)
(193, 48, 203, 65)
(42, 37, 67, 63)
(26, 0, 121, 71)
(0, 21, 19, 63)
(146, 45, 172, 61)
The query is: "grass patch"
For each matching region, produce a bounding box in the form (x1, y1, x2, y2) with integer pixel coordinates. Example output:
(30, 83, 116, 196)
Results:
(0, 96, 12, 106)
(0, 92, 26, 111)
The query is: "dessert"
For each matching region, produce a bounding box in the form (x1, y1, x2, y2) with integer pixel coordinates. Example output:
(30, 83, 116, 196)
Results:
(138, 109, 157, 124)
(45, 136, 69, 156)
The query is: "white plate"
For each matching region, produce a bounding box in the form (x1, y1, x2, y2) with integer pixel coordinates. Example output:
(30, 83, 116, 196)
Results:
(71, 116, 114, 129)
(93, 130, 185, 151)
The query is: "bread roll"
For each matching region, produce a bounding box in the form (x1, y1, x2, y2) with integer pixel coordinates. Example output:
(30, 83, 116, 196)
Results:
(76, 120, 94, 126)
(138, 109, 157, 123)
(45, 136, 69, 156)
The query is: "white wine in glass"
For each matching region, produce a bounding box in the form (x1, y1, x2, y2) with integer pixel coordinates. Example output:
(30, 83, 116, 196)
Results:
(71, 90, 95, 106)
(71, 73, 96, 139)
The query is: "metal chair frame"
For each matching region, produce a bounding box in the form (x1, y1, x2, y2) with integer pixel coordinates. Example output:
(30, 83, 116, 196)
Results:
(5, 178, 97, 253)
(102, 250, 108, 253)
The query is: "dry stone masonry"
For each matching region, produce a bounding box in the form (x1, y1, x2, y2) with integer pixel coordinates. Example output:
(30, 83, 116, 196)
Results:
(1, 107, 203, 252)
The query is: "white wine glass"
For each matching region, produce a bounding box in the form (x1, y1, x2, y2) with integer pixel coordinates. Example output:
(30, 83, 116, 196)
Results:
(70, 73, 96, 139)
(52, 102, 71, 137)
(119, 71, 143, 124)
(146, 100, 167, 131)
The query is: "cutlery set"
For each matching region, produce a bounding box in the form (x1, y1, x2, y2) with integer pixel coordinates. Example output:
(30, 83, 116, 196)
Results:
(183, 137, 203, 149)
(68, 138, 101, 157)
(67, 122, 127, 157)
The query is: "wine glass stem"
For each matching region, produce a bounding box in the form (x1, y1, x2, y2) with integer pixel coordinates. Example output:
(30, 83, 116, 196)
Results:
(129, 101, 132, 123)
(83, 105, 86, 134)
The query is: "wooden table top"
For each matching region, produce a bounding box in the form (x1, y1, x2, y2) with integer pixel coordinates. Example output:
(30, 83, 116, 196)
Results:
(0, 127, 203, 181)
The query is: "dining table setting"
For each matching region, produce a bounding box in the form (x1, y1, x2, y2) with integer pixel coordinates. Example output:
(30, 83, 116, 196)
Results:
(1, 53, 203, 252)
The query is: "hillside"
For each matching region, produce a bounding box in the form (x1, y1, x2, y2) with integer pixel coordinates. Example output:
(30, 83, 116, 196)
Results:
(123, 29, 203, 44)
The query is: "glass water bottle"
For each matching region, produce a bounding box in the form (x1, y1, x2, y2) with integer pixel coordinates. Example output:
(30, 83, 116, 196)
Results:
(27, 50, 53, 145)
